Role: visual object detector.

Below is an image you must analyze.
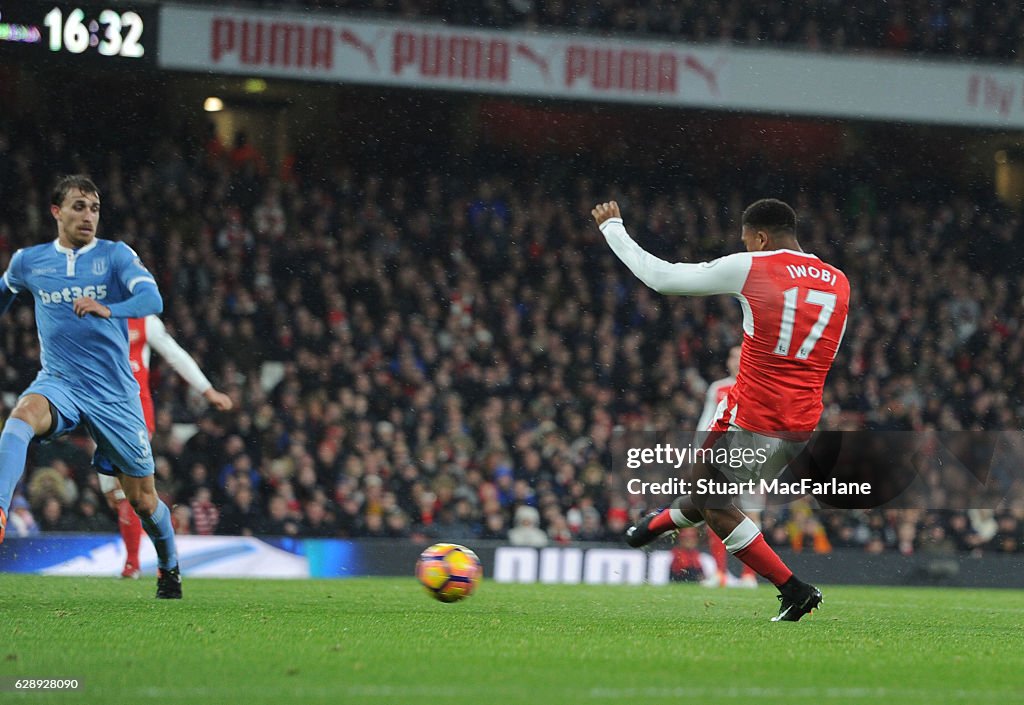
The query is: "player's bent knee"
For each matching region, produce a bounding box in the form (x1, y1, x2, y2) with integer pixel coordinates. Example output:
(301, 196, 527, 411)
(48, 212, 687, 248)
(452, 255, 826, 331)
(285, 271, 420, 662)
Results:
(11, 395, 53, 436)
(120, 477, 158, 517)
(127, 493, 157, 517)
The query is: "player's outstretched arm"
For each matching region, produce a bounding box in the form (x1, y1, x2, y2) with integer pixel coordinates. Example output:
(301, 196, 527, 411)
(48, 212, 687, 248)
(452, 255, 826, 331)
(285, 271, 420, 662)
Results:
(0, 250, 27, 317)
(84, 242, 164, 319)
(145, 315, 234, 411)
(73, 283, 162, 319)
(592, 200, 750, 297)
(0, 279, 18, 318)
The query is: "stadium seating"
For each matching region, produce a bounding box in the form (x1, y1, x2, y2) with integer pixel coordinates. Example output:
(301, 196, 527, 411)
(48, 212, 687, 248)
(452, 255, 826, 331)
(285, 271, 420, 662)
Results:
(0, 106, 1021, 555)
(237, 0, 1024, 62)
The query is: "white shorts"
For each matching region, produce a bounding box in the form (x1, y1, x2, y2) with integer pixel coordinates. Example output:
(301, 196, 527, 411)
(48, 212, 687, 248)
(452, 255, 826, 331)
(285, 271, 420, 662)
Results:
(712, 427, 806, 480)
(97, 472, 121, 494)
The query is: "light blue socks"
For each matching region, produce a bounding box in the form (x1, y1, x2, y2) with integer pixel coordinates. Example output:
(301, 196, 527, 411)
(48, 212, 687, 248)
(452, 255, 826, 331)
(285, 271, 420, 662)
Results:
(139, 500, 178, 570)
(0, 418, 35, 513)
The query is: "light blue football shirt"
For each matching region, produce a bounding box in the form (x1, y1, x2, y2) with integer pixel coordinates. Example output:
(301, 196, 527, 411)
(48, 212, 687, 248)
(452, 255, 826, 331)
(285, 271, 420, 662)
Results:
(2, 238, 159, 401)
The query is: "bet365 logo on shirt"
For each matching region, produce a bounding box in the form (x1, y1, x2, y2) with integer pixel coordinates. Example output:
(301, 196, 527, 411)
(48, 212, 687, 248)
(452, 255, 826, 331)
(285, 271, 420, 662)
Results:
(37, 285, 108, 305)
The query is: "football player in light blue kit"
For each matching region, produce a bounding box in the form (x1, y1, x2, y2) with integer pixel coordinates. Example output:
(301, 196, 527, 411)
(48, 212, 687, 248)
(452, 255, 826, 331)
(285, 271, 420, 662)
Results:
(0, 175, 181, 598)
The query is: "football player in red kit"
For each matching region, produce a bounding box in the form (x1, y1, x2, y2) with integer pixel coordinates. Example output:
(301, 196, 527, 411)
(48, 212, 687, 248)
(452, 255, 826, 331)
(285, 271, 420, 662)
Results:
(594, 198, 849, 621)
(99, 315, 232, 578)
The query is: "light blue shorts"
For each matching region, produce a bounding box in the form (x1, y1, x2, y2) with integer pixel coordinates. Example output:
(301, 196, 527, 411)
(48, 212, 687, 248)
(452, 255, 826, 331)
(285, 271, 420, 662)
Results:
(24, 375, 154, 478)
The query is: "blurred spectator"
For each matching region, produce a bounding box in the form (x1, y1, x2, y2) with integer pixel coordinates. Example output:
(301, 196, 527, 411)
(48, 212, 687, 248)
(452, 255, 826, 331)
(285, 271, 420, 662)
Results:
(38, 497, 75, 533)
(64, 492, 115, 532)
(229, 131, 266, 174)
(6, 495, 39, 537)
(27, 464, 77, 508)
(172, 505, 193, 535)
(433, 504, 475, 541)
(216, 485, 261, 536)
(479, 511, 508, 540)
(258, 495, 301, 536)
(190, 487, 220, 536)
(791, 516, 833, 554)
(154, 456, 181, 507)
(669, 528, 707, 583)
(300, 500, 338, 537)
(384, 509, 411, 538)
(360, 512, 387, 538)
(547, 513, 573, 544)
(508, 505, 548, 546)
(575, 508, 606, 542)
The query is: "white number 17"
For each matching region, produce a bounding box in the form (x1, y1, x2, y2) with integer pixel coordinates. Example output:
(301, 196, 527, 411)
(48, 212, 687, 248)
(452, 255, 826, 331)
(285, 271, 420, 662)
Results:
(773, 287, 836, 360)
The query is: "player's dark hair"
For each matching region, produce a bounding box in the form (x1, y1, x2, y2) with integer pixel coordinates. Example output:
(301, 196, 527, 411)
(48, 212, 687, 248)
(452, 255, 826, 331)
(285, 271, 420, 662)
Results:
(51, 175, 99, 207)
(742, 198, 796, 236)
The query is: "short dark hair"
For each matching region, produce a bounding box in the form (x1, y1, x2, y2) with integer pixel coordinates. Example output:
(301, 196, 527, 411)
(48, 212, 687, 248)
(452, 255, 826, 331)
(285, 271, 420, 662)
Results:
(742, 198, 796, 235)
(51, 175, 99, 207)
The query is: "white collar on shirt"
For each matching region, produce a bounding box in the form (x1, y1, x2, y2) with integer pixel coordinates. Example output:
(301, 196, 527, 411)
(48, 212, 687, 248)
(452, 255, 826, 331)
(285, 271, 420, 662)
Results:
(53, 238, 99, 257)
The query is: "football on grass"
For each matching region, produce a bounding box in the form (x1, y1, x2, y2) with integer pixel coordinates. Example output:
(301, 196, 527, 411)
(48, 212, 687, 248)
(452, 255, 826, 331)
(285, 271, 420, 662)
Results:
(416, 543, 482, 603)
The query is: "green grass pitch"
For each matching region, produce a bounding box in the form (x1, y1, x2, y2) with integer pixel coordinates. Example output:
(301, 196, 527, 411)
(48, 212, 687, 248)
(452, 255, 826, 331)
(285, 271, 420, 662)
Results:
(1, 575, 1022, 704)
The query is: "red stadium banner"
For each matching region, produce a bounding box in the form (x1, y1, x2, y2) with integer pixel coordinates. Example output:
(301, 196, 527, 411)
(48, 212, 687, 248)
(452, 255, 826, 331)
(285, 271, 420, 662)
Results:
(158, 5, 1024, 128)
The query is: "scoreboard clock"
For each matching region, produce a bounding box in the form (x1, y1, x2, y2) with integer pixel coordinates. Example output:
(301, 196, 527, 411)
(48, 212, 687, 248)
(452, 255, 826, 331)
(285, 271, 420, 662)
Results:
(0, 1, 157, 64)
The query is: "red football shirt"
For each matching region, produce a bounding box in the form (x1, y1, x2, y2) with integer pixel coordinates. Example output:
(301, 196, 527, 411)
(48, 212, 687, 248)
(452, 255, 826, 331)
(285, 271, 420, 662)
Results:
(600, 218, 850, 436)
(127, 317, 153, 433)
(724, 251, 849, 434)
(698, 377, 734, 432)
(127, 316, 215, 435)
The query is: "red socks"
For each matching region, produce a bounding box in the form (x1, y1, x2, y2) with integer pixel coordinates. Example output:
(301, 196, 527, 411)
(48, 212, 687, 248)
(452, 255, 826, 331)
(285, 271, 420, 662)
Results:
(649, 508, 679, 535)
(709, 532, 728, 575)
(734, 534, 793, 586)
(117, 498, 143, 568)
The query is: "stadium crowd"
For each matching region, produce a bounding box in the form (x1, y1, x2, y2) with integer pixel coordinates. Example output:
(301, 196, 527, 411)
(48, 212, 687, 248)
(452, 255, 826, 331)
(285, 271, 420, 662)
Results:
(1, 116, 1023, 557)
(270, 0, 1024, 62)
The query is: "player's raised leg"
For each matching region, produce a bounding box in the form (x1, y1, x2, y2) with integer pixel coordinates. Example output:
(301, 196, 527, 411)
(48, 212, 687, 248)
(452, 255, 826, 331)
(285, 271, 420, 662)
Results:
(625, 495, 705, 548)
(627, 429, 725, 548)
(0, 394, 54, 543)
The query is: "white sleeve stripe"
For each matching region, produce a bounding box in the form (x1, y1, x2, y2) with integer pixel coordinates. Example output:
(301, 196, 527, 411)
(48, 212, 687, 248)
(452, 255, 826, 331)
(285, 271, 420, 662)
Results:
(833, 315, 849, 360)
(126, 276, 156, 293)
(737, 293, 755, 337)
(3, 271, 18, 294)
